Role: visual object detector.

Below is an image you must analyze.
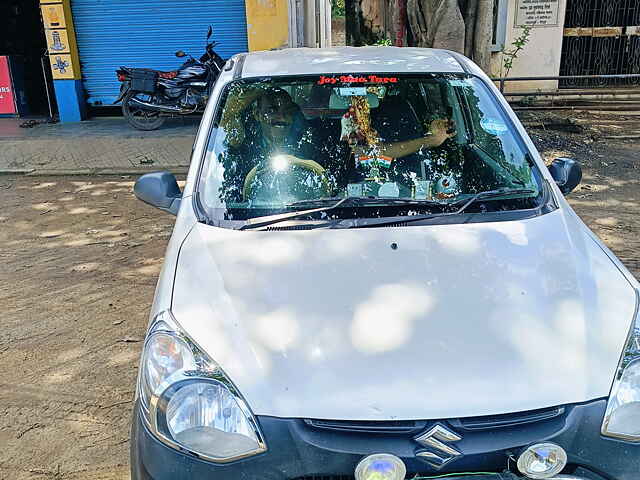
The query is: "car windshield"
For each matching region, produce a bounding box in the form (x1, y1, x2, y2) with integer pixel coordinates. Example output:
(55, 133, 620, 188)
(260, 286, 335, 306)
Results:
(198, 73, 544, 226)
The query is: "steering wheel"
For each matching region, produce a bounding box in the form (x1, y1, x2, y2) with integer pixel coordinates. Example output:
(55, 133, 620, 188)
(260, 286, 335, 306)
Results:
(242, 155, 331, 202)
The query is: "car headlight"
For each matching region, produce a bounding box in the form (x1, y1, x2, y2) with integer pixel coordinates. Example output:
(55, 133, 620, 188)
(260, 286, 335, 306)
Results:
(137, 311, 267, 462)
(602, 301, 640, 441)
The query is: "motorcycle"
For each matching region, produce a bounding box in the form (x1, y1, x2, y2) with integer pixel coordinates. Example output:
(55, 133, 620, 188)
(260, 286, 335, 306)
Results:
(115, 26, 226, 131)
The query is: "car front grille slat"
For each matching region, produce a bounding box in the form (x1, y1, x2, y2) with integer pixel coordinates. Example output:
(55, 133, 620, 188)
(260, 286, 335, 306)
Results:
(458, 406, 565, 431)
(304, 406, 566, 435)
(303, 418, 421, 434)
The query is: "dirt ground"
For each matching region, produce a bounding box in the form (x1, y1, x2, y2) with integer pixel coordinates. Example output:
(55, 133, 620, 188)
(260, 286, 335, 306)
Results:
(0, 113, 639, 479)
(0, 177, 175, 480)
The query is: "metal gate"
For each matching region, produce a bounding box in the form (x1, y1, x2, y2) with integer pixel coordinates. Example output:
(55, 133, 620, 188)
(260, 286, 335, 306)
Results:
(71, 0, 248, 106)
(559, 0, 640, 88)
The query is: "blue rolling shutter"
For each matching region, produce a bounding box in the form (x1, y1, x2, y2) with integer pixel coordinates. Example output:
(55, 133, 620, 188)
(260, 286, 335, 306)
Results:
(71, 0, 248, 105)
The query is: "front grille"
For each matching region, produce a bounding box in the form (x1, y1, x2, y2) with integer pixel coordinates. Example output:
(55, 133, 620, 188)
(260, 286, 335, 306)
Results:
(304, 406, 565, 435)
(458, 406, 565, 431)
(304, 419, 422, 434)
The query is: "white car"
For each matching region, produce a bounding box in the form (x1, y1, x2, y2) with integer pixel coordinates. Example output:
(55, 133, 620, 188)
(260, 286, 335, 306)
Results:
(130, 47, 640, 480)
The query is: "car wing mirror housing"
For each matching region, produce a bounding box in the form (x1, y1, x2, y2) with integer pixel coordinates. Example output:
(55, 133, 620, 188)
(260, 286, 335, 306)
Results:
(134, 171, 182, 215)
(548, 157, 582, 195)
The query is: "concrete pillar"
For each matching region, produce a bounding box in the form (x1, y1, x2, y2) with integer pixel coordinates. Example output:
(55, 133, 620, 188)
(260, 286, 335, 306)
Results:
(41, 0, 87, 122)
(52, 79, 86, 123)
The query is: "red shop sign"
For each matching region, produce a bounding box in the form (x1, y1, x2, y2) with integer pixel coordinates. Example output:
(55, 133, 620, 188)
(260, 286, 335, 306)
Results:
(0, 56, 16, 115)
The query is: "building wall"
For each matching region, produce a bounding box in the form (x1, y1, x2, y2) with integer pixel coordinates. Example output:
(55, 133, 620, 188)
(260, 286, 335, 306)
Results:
(245, 0, 289, 51)
(491, 0, 568, 93)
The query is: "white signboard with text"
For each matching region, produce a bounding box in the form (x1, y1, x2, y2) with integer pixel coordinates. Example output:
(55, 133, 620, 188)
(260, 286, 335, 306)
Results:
(515, 0, 560, 27)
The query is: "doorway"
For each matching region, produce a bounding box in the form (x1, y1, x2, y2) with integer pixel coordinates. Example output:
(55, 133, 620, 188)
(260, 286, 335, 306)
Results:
(560, 0, 640, 88)
(0, 0, 54, 115)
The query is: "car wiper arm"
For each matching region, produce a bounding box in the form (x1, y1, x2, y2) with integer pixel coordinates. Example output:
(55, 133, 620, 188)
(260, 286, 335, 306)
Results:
(238, 196, 357, 230)
(239, 196, 448, 231)
(450, 187, 537, 215)
(341, 188, 537, 229)
(239, 190, 535, 231)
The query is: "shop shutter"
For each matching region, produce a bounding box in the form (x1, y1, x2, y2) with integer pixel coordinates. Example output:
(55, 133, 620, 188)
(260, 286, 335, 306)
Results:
(71, 0, 248, 106)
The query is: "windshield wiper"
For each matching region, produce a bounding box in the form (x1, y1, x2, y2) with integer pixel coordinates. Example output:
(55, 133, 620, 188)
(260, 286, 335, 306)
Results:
(239, 189, 537, 231)
(239, 196, 447, 231)
(449, 187, 538, 215)
(238, 197, 360, 230)
(341, 187, 538, 229)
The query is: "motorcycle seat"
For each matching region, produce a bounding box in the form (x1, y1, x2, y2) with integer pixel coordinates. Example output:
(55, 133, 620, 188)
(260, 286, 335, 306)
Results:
(157, 70, 179, 79)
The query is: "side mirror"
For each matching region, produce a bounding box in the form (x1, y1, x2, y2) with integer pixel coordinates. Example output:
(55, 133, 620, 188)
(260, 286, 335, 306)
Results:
(548, 157, 582, 195)
(134, 171, 182, 215)
(207, 26, 213, 40)
(175, 50, 186, 58)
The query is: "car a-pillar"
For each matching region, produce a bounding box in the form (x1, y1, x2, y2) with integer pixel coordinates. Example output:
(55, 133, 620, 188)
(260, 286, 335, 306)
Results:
(41, 0, 86, 123)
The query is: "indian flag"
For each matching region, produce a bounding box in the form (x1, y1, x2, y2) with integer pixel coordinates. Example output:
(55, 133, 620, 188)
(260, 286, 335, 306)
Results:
(357, 155, 394, 169)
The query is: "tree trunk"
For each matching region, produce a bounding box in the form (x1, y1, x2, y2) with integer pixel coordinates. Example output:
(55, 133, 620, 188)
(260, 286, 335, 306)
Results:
(348, 0, 495, 74)
(472, 0, 493, 73)
(406, 0, 465, 53)
(463, 0, 478, 58)
(345, 0, 359, 45)
(345, 0, 382, 46)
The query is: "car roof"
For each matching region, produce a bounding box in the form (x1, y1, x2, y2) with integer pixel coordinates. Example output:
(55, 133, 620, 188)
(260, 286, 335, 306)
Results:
(239, 46, 467, 78)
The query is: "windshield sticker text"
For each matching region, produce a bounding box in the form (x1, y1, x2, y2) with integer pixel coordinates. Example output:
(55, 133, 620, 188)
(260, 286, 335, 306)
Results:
(317, 75, 399, 85)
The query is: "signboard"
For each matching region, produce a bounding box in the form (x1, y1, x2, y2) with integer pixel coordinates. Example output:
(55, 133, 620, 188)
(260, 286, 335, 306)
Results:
(515, 0, 560, 27)
(0, 56, 16, 114)
(50, 54, 76, 79)
(42, 3, 66, 29)
(40, 0, 81, 80)
(45, 29, 70, 53)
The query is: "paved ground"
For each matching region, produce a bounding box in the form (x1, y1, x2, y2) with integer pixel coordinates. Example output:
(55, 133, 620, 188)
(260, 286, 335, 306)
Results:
(0, 117, 198, 175)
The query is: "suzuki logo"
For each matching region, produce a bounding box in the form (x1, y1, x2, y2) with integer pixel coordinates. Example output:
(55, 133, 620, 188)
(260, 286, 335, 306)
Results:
(414, 424, 462, 469)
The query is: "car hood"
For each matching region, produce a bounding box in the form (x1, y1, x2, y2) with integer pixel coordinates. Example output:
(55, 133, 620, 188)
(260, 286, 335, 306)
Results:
(172, 210, 636, 420)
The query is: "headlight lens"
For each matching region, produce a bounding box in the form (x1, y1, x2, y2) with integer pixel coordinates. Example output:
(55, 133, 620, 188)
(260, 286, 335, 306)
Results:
(140, 332, 195, 408)
(602, 304, 640, 441)
(163, 381, 261, 460)
(138, 311, 266, 462)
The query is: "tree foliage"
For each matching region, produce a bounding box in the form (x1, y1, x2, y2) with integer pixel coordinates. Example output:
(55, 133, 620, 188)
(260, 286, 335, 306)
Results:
(332, 0, 346, 17)
(501, 26, 531, 78)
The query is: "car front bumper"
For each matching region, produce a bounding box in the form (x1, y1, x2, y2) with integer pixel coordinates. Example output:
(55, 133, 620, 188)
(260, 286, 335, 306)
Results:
(131, 398, 639, 480)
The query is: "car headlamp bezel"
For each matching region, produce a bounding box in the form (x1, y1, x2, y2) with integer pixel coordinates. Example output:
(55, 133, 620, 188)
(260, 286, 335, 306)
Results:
(601, 292, 640, 442)
(137, 311, 267, 462)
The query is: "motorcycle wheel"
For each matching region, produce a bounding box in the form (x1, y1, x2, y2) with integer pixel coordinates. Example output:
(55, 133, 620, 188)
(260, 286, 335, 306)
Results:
(122, 91, 166, 131)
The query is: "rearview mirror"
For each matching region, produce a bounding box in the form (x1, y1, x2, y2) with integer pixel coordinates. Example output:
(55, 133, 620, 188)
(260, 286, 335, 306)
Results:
(207, 26, 213, 40)
(134, 171, 182, 215)
(548, 158, 582, 195)
(175, 50, 186, 58)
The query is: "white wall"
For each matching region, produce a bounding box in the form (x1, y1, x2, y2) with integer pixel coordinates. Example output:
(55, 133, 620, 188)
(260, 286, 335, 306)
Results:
(491, 0, 567, 93)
